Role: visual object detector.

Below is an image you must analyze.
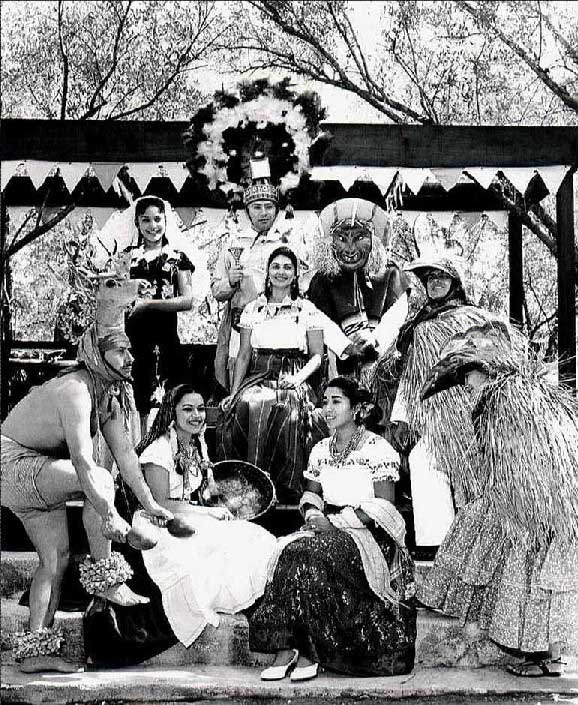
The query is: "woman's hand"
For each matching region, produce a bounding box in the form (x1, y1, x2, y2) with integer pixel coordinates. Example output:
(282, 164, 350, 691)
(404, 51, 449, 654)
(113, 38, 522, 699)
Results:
(305, 515, 333, 533)
(209, 506, 234, 521)
(220, 395, 236, 413)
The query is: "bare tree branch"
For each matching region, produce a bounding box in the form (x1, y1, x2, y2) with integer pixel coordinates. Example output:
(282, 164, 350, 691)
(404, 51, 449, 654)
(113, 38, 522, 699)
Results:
(57, 0, 70, 119)
(457, 0, 578, 113)
(80, 0, 133, 120)
(2, 204, 77, 264)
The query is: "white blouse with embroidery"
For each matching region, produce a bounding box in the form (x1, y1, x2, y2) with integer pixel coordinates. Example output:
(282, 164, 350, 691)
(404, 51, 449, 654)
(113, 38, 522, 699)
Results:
(138, 428, 205, 500)
(303, 431, 400, 507)
(239, 295, 324, 353)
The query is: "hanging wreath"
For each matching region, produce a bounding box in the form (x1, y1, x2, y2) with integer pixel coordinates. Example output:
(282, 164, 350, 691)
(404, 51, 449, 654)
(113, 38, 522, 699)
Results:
(183, 78, 326, 196)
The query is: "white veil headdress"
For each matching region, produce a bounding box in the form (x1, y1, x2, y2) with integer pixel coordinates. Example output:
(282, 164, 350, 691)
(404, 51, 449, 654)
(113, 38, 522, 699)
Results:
(90, 196, 209, 313)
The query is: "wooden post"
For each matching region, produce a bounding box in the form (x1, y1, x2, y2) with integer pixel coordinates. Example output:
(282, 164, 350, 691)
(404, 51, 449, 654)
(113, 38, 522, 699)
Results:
(508, 212, 523, 326)
(0, 199, 12, 417)
(556, 169, 576, 389)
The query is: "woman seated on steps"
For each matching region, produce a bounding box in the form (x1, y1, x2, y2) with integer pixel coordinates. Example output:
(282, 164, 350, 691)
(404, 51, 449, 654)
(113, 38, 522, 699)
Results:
(216, 245, 329, 505)
(84, 384, 277, 667)
(249, 376, 417, 682)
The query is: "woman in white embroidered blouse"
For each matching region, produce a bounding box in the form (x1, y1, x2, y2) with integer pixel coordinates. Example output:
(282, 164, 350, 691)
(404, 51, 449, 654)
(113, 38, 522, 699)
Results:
(216, 246, 329, 503)
(249, 376, 417, 682)
(85, 384, 277, 666)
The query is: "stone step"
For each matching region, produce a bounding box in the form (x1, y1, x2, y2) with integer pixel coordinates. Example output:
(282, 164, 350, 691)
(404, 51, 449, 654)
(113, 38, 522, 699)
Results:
(1, 595, 515, 670)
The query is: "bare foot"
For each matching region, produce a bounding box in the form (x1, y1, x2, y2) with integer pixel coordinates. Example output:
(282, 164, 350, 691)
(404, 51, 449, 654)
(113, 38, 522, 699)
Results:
(19, 655, 84, 673)
(97, 583, 150, 606)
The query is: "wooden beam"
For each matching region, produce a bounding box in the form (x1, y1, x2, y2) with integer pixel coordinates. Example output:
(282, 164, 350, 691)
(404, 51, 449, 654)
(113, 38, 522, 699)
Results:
(556, 169, 576, 388)
(508, 212, 523, 327)
(319, 124, 578, 168)
(2, 120, 578, 168)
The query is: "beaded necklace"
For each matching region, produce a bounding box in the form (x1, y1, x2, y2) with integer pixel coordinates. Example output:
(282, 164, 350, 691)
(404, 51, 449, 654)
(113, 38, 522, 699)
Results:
(329, 425, 365, 465)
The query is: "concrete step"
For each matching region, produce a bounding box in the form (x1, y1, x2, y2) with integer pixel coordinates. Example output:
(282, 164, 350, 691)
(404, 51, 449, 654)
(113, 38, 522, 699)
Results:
(3, 662, 577, 705)
(1, 594, 516, 670)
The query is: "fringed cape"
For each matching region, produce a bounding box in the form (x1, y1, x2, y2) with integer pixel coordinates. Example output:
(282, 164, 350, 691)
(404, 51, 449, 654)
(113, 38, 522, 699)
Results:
(474, 365, 578, 546)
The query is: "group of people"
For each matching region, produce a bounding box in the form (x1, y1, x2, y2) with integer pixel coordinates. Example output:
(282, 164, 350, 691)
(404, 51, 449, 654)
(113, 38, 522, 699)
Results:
(1, 160, 576, 681)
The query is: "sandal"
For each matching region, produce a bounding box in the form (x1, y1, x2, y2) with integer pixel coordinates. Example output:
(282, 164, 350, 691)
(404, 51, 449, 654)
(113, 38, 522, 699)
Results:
(507, 658, 565, 677)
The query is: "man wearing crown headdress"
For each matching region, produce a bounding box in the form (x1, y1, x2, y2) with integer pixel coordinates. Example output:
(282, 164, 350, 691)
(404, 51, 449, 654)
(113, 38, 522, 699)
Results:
(370, 254, 525, 556)
(0, 277, 172, 673)
(212, 158, 352, 390)
(307, 197, 412, 378)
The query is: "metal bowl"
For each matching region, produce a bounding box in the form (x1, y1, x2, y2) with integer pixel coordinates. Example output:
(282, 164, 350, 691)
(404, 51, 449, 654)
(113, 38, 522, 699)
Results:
(199, 460, 277, 521)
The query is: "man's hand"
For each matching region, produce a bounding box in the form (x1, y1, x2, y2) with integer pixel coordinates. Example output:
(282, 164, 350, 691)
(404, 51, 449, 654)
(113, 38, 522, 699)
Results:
(141, 500, 173, 526)
(228, 264, 244, 287)
(101, 511, 131, 543)
(278, 375, 300, 390)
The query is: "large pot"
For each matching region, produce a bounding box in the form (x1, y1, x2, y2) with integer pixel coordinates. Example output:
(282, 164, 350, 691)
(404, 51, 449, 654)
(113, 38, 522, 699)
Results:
(199, 460, 277, 521)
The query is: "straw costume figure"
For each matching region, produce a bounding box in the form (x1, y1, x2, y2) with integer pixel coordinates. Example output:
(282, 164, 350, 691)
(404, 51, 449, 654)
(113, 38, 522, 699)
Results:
(418, 322, 578, 676)
(369, 255, 524, 551)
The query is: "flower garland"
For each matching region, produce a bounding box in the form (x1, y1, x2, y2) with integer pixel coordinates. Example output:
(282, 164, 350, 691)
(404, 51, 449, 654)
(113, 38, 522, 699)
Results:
(13, 627, 64, 662)
(184, 80, 325, 197)
(78, 552, 133, 595)
(196, 95, 312, 192)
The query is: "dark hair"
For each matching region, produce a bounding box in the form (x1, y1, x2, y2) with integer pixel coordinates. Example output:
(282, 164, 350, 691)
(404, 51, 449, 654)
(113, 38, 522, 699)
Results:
(134, 197, 167, 246)
(324, 376, 381, 428)
(264, 246, 299, 300)
(135, 196, 166, 219)
(136, 384, 204, 456)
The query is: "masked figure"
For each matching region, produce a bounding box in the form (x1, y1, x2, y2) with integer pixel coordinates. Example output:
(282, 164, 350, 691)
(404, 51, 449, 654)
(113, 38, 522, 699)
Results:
(307, 198, 411, 378)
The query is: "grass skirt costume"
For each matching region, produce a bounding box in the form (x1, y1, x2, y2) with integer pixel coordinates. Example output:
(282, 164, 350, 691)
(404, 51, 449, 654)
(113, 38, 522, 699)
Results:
(216, 296, 329, 504)
(419, 359, 578, 655)
(249, 432, 417, 676)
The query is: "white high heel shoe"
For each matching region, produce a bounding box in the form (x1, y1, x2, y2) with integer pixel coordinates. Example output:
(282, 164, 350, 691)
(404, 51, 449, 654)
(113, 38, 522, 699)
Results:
(260, 649, 299, 681)
(290, 662, 319, 682)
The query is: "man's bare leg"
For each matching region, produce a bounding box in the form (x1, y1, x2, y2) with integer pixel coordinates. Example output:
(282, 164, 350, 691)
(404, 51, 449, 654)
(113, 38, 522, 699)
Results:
(37, 459, 148, 607)
(17, 507, 81, 673)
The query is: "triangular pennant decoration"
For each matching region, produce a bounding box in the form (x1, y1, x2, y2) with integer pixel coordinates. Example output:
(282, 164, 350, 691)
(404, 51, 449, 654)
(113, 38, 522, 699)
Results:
(500, 167, 536, 195)
(456, 212, 482, 231)
(90, 207, 116, 230)
(1, 161, 24, 191)
(534, 165, 570, 196)
(430, 168, 463, 192)
(92, 162, 123, 193)
(463, 167, 497, 190)
(40, 205, 71, 226)
(128, 163, 160, 193)
(175, 207, 197, 229)
(57, 162, 89, 193)
(365, 167, 398, 196)
(162, 163, 189, 193)
(399, 168, 432, 195)
(25, 160, 55, 189)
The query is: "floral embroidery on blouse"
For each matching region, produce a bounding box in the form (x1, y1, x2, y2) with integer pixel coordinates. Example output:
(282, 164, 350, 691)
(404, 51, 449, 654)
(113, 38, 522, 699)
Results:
(129, 245, 194, 300)
(305, 433, 400, 483)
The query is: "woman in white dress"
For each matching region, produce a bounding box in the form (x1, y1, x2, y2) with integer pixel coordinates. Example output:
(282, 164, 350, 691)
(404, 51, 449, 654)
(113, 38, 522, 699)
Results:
(84, 384, 277, 666)
(216, 246, 329, 504)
